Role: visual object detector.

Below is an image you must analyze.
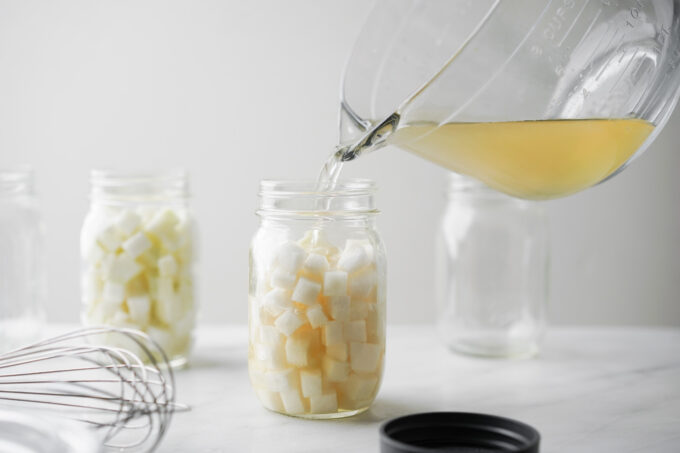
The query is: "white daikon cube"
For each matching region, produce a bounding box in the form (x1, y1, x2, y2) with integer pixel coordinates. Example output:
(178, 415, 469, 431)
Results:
(344, 320, 367, 343)
(322, 356, 349, 382)
(174, 218, 193, 250)
(252, 342, 271, 363)
(322, 321, 344, 346)
(126, 295, 150, 325)
(136, 207, 157, 224)
(100, 253, 116, 276)
(285, 335, 310, 367)
(345, 374, 378, 401)
(110, 310, 132, 327)
(158, 255, 178, 277)
(145, 209, 180, 237)
(310, 391, 338, 413)
(297, 229, 334, 253)
(177, 279, 194, 309)
(337, 245, 369, 273)
(313, 247, 339, 259)
(300, 369, 323, 398)
(274, 241, 306, 274)
(85, 242, 106, 266)
(122, 232, 152, 258)
(115, 210, 141, 236)
(135, 250, 158, 272)
(263, 288, 293, 316)
(109, 253, 142, 283)
(274, 309, 305, 336)
(270, 269, 297, 290)
(323, 270, 348, 296)
(156, 276, 175, 302)
(254, 342, 286, 370)
(98, 225, 122, 252)
(303, 253, 329, 275)
(280, 389, 305, 415)
(156, 277, 181, 324)
(259, 325, 283, 345)
(296, 229, 318, 250)
(325, 343, 348, 362)
(126, 274, 147, 296)
(264, 368, 298, 392)
(306, 304, 328, 329)
(258, 307, 277, 327)
(365, 304, 380, 341)
(156, 296, 182, 326)
(349, 268, 376, 299)
(103, 282, 125, 304)
(345, 239, 375, 263)
(329, 295, 350, 321)
(350, 342, 382, 373)
(256, 388, 284, 412)
(292, 277, 321, 306)
(350, 300, 370, 320)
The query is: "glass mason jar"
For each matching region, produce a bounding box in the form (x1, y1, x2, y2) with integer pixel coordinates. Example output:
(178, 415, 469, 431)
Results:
(80, 170, 196, 368)
(0, 168, 46, 352)
(249, 179, 386, 418)
(436, 174, 548, 358)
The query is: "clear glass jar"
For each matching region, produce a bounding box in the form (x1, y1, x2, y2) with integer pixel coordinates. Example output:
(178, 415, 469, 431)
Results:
(0, 168, 46, 352)
(80, 170, 196, 368)
(249, 179, 386, 418)
(436, 174, 548, 358)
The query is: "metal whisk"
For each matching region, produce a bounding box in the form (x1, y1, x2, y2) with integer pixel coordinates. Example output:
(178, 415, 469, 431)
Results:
(0, 327, 187, 452)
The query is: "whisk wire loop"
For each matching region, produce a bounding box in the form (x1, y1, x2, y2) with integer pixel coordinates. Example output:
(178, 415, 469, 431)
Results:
(0, 326, 186, 453)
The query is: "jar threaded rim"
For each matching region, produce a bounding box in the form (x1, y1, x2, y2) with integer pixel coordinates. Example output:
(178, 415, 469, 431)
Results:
(258, 178, 378, 217)
(90, 169, 189, 201)
(0, 167, 34, 196)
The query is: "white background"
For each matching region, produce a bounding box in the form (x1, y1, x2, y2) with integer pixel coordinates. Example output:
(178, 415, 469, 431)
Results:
(1, 0, 678, 326)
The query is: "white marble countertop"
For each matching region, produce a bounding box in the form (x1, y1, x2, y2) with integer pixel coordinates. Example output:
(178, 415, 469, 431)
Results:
(162, 325, 680, 452)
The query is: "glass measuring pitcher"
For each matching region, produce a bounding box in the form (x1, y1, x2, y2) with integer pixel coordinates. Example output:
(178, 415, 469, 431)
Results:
(339, 0, 680, 199)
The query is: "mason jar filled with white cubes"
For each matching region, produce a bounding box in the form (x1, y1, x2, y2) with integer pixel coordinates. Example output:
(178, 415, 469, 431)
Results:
(249, 179, 386, 418)
(80, 170, 196, 368)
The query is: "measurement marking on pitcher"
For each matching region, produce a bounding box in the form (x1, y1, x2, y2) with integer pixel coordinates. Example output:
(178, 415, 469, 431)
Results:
(584, 23, 612, 71)
(633, 71, 666, 115)
(594, 29, 623, 82)
(611, 49, 640, 90)
(367, 2, 419, 118)
(574, 8, 602, 53)
(608, 40, 624, 67)
(543, 0, 576, 43)
(558, 0, 591, 48)
(443, 1, 555, 121)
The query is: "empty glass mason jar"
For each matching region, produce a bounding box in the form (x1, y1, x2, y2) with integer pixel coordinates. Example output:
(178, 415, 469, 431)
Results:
(80, 170, 197, 368)
(0, 168, 45, 352)
(436, 174, 549, 358)
(249, 179, 386, 418)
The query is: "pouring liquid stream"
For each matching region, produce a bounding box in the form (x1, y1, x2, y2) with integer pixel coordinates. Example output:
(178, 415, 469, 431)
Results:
(318, 114, 654, 200)
(316, 112, 401, 193)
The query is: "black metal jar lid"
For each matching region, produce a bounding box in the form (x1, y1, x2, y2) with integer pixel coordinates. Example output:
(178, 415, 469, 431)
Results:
(380, 412, 540, 453)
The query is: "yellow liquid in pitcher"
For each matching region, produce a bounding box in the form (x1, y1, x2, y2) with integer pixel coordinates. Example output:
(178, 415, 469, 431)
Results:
(389, 118, 654, 199)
